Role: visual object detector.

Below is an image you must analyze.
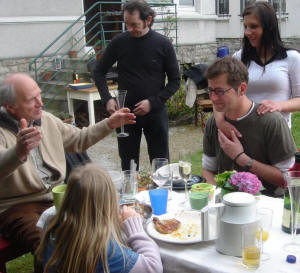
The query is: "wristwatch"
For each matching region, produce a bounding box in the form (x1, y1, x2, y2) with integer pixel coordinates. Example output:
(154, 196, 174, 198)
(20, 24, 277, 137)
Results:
(244, 157, 254, 171)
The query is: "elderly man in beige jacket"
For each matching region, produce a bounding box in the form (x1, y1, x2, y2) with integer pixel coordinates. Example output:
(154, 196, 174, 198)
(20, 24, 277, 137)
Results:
(0, 73, 135, 255)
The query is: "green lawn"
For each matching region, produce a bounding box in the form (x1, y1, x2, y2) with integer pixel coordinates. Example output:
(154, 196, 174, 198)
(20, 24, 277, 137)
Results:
(6, 112, 300, 273)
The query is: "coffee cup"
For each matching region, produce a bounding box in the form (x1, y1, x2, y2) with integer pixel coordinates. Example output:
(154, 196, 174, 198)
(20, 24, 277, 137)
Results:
(52, 184, 67, 210)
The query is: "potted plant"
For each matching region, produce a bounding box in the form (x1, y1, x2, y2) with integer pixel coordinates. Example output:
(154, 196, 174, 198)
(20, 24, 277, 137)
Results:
(68, 35, 79, 58)
(52, 111, 74, 124)
(41, 71, 54, 81)
(93, 39, 106, 60)
(159, 7, 176, 41)
(137, 172, 153, 192)
(215, 170, 264, 197)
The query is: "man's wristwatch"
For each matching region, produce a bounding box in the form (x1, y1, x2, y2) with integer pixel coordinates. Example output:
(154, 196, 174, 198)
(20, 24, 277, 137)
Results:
(244, 157, 254, 171)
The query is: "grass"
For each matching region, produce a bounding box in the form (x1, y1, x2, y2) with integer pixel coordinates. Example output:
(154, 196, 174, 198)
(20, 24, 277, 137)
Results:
(5, 112, 300, 273)
(6, 253, 33, 273)
(292, 112, 300, 145)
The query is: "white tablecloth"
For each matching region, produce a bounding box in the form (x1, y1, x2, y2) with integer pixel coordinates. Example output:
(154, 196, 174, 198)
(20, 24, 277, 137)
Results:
(38, 193, 300, 273)
(136, 192, 300, 273)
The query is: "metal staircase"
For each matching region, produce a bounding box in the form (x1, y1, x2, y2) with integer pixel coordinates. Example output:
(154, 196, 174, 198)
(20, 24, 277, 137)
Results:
(28, 1, 177, 111)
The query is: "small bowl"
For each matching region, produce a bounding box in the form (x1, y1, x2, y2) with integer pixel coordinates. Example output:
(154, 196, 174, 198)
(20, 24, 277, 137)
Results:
(189, 191, 209, 210)
(121, 201, 152, 226)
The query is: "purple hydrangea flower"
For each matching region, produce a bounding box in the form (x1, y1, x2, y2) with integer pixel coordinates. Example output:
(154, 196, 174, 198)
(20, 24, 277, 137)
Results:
(230, 172, 262, 195)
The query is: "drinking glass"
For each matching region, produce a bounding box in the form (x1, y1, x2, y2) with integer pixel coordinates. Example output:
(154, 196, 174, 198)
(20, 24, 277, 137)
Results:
(283, 171, 300, 253)
(151, 158, 169, 187)
(114, 89, 129, 138)
(151, 158, 171, 189)
(242, 224, 262, 270)
(257, 208, 273, 261)
(178, 153, 192, 207)
(149, 188, 168, 215)
(121, 170, 137, 204)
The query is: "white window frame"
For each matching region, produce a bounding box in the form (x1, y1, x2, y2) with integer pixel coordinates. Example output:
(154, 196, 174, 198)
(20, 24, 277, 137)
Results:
(268, 0, 288, 17)
(240, 0, 256, 15)
(240, 0, 288, 18)
(216, 0, 230, 17)
(172, 0, 195, 10)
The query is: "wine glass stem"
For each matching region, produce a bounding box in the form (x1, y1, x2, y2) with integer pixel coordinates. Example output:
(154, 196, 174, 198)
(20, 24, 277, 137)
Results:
(184, 179, 188, 203)
(289, 193, 297, 242)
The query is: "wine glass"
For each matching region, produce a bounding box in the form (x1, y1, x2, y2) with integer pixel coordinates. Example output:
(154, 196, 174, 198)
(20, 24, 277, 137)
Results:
(178, 153, 192, 207)
(257, 208, 273, 261)
(114, 89, 129, 138)
(151, 158, 171, 190)
(283, 171, 300, 253)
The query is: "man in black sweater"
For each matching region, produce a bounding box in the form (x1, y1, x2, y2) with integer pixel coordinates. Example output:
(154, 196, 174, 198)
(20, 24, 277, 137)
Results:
(94, 0, 180, 170)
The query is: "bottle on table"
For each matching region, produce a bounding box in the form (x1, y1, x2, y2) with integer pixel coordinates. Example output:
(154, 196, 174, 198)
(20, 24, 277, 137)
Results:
(54, 55, 62, 70)
(72, 71, 79, 84)
(281, 152, 300, 234)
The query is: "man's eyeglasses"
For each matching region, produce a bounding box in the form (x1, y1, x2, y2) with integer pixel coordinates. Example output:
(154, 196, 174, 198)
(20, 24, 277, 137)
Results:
(205, 87, 233, 96)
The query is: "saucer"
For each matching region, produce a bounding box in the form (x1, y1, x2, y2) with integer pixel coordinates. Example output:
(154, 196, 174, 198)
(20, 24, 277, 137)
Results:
(172, 175, 204, 190)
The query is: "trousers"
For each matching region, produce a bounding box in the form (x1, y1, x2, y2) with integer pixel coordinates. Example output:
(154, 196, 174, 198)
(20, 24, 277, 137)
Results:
(117, 107, 169, 170)
(0, 201, 53, 252)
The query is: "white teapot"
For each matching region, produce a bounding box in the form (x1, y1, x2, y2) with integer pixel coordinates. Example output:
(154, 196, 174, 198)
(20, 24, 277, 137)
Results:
(202, 192, 259, 256)
(216, 192, 258, 256)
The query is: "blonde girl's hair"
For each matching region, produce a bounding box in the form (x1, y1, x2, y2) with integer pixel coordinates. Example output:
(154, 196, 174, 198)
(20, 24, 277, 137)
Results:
(36, 164, 126, 273)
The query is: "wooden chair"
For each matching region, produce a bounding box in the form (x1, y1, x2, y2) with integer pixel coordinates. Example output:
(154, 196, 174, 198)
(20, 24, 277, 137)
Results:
(0, 235, 29, 273)
(195, 95, 213, 131)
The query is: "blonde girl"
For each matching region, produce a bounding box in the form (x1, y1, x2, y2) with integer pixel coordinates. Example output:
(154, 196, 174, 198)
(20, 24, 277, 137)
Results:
(36, 164, 162, 273)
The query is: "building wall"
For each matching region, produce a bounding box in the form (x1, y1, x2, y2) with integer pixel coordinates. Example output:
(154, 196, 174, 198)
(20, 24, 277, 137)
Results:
(215, 0, 300, 39)
(0, 0, 84, 59)
(1, 0, 300, 81)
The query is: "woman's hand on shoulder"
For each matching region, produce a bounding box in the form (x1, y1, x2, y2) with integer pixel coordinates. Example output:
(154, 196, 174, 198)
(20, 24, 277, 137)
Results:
(121, 205, 140, 222)
(218, 120, 242, 139)
(214, 110, 242, 138)
(257, 100, 282, 114)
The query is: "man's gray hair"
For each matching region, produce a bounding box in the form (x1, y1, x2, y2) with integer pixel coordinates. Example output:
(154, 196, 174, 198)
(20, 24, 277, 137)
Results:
(0, 83, 16, 106)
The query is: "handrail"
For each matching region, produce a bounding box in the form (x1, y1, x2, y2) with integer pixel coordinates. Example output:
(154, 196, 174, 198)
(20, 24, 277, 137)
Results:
(29, 1, 176, 71)
(28, 1, 177, 108)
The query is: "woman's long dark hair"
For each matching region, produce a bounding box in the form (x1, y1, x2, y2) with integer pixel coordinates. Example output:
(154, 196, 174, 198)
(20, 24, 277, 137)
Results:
(241, 1, 286, 67)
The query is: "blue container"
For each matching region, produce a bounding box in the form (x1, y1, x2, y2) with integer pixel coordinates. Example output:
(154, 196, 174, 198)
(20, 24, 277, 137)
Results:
(217, 46, 229, 58)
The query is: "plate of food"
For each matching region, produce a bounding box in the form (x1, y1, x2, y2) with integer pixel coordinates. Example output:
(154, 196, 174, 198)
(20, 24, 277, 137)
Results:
(146, 211, 203, 244)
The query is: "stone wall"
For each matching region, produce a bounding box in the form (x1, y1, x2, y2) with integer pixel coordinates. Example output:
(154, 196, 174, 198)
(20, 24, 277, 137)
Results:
(1, 37, 300, 82)
(0, 57, 35, 82)
(175, 38, 242, 65)
(176, 37, 300, 65)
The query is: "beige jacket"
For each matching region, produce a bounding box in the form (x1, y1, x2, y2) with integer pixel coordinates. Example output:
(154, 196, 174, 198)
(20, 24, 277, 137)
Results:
(0, 111, 112, 212)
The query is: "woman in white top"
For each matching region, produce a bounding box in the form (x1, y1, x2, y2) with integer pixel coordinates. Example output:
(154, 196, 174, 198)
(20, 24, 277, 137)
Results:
(216, 1, 300, 134)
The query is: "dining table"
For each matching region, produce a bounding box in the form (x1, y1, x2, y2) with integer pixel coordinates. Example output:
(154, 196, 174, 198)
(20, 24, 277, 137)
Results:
(135, 190, 300, 273)
(37, 190, 300, 273)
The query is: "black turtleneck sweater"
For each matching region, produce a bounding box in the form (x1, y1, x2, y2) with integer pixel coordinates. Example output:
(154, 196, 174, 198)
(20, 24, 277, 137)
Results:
(93, 29, 180, 111)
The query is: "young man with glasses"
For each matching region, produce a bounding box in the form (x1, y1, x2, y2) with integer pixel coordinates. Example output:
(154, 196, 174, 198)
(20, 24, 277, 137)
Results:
(202, 57, 296, 197)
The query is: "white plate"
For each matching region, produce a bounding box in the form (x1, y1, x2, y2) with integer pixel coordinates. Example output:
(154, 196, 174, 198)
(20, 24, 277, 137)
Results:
(146, 211, 203, 244)
(158, 163, 180, 181)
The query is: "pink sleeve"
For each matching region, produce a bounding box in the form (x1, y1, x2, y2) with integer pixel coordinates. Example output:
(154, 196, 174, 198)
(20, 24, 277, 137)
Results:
(122, 217, 163, 273)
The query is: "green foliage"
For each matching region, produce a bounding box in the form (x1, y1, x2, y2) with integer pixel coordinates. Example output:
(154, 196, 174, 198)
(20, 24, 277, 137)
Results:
(7, 253, 33, 273)
(215, 170, 236, 189)
(292, 112, 300, 147)
(166, 84, 194, 120)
